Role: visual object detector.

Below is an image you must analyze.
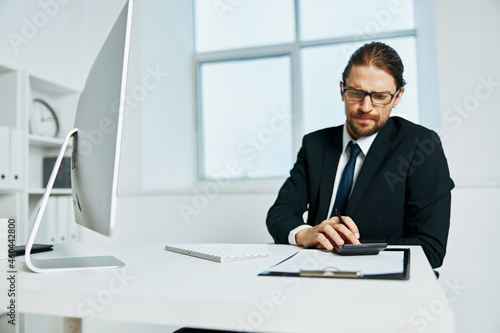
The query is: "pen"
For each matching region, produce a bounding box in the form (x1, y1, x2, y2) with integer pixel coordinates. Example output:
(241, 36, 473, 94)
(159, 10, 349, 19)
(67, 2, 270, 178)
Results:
(335, 208, 360, 241)
(335, 209, 345, 225)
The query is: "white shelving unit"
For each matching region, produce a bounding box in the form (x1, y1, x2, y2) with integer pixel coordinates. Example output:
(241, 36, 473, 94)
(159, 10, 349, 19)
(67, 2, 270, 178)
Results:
(0, 64, 24, 242)
(27, 74, 81, 245)
(0, 62, 82, 245)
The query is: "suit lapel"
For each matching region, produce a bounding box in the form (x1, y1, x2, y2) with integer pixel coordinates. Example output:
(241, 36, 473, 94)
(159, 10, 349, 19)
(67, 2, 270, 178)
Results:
(346, 118, 397, 215)
(316, 127, 343, 224)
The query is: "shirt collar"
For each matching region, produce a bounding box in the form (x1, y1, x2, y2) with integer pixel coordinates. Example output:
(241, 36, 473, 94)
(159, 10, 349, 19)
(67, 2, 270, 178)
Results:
(342, 123, 378, 156)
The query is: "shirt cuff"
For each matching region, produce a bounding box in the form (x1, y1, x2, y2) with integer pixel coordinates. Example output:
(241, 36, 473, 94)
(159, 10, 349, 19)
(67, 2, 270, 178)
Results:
(288, 224, 313, 245)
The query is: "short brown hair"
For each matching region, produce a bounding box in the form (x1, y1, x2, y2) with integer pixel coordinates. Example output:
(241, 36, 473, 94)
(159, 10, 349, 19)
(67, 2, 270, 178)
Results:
(342, 41, 406, 90)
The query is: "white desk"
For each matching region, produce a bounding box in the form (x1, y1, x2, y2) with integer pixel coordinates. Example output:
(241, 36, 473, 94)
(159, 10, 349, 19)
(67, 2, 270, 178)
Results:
(2, 243, 454, 332)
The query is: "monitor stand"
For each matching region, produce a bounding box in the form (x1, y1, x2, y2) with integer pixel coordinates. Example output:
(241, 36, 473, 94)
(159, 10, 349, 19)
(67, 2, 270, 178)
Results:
(25, 128, 125, 273)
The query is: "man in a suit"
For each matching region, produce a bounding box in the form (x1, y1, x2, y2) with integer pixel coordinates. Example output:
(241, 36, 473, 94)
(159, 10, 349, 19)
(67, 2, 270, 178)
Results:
(266, 41, 454, 269)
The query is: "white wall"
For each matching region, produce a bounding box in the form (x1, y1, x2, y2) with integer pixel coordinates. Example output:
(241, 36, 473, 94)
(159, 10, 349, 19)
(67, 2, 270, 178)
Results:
(439, 188, 500, 333)
(0, 0, 77, 87)
(81, 192, 275, 244)
(433, 0, 500, 332)
(436, 0, 500, 186)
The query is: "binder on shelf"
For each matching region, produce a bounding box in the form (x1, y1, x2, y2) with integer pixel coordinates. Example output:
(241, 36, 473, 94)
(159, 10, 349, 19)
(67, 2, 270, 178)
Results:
(0, 125, 10, 189)
(66, 197, 79, 242)
(29, 197, 77, 244)
(56, 196, 71, 243)
(34, 197, 57, 244)
(259, 248, 410, 280)
(10, 127, 24, 190)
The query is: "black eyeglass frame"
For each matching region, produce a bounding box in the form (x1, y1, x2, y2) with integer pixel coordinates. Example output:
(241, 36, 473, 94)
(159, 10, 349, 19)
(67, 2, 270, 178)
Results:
(342, 87, 401, 105)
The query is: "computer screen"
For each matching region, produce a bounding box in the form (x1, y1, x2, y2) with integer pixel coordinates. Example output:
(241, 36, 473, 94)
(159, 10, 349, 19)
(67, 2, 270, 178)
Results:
(72, 0, 133, 237)
(25, 0, 134, 273)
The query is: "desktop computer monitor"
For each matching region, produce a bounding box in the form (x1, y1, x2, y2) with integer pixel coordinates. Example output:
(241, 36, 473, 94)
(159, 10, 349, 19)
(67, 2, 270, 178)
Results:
(25, 0, 134, 273)
(72, 1, 132, 237)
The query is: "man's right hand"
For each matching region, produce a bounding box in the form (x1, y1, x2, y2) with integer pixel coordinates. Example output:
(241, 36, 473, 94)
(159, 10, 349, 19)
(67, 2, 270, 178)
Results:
(295, 216, 360, 250)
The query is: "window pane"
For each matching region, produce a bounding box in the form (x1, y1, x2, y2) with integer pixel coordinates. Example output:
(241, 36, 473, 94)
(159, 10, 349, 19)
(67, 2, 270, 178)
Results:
(200, 57, 293, 179)
(299, 0, 415, 41)
(195, 0, 295, 52)
(301, 37, 419, 135)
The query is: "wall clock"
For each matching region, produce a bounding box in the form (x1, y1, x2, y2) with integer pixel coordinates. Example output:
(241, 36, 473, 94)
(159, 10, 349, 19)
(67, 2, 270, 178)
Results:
(30, 98, 60, 138)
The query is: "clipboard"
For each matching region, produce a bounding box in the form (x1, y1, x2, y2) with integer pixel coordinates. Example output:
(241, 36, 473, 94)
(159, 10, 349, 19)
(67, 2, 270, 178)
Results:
(259, 248, 410, 280)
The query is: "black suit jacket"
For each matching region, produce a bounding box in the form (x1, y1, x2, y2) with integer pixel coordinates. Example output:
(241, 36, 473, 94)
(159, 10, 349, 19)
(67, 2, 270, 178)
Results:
(266, 117, 454, 268)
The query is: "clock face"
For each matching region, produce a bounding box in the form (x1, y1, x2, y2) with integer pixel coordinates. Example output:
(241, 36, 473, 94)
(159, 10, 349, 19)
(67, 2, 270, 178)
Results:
(30, 99, 59, 138)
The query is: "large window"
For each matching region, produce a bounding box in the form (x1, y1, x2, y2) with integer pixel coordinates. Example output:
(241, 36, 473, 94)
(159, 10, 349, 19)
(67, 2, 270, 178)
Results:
(200, 56, 293, 179)
(195, 0, 421, 181)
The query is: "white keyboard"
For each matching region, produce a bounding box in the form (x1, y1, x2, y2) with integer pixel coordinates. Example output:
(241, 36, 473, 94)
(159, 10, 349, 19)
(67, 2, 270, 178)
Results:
(165, 244, 268, 263)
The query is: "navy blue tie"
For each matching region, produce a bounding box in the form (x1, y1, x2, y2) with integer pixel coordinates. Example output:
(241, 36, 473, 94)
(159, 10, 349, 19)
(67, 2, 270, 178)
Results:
(331, 141, 361, 217)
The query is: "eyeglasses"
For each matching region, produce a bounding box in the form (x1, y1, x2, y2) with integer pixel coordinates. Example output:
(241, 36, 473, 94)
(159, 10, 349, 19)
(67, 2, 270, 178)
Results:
(343, 88, 400, 105)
